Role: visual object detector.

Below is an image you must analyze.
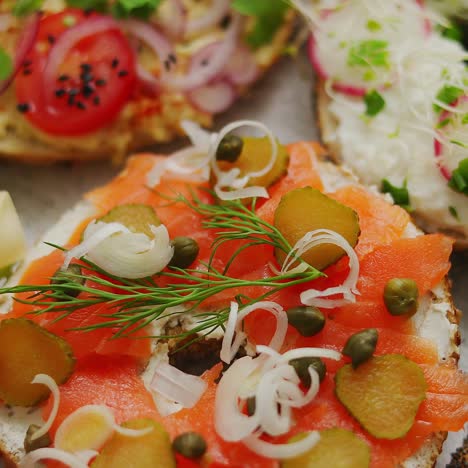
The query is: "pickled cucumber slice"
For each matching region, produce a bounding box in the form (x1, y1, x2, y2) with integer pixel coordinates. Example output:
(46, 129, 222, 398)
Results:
(99, 204, 161, 238)
(0, 318, 75, 406)
(274, 187, 360, 270)
(335, 354, 427, 439)
(282, 429, 370, 468)
(216, 137, 289, 189)
(91, 418, 175, 468)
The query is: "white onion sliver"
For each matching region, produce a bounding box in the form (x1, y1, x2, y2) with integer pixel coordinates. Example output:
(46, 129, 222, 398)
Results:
(151, 362, 207, 408)
(243, 431, 320, 459)
(113, 423, 153, 438)
(30, 374, 60, 442)
(19, 448, 88, 468)
(63, 221, 128, 269)
(220, 302, 239, 363)
(215, 356, 261, 441)
(54, 405, 115, 451)
(275, 346, 342, 363)
(75, 450, 99, 465)
(79, 222, 174, 279)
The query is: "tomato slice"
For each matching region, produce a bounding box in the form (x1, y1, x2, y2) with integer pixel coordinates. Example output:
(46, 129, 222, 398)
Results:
(15, 9, 136, 136)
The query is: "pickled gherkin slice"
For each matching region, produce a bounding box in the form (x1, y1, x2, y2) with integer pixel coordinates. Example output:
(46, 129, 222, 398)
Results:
(274, 187, 360, 270)
(91, 418, 175, 468)
(99, 204, 161, 239)
(215, 137, 289, 189)
(0, 318, 75, 406)
(282, 428, 370, 468)
(335, 354, 427, 439)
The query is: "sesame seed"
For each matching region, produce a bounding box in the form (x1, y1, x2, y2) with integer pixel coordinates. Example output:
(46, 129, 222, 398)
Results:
(220, 14, 231, 29)
(93, 96, 100, 106)
(96, 79, 106, 87)
(23, 69, 32, 76)
(76, 101, 86, 110)
(80, 63, 92, 72)
(201, 59, 209, 66)
(80, 72, 93, 83)
(55, 89, 66, 97)
(169, 53, 177, 64)
(68, 88, 79, 97)
(82, 84, 94, 97)
(164, 60, 170, 71)
(58, 74, 70, 81)
(118, 70, 129, 77)
(16, 103, 30, 113)
(111, 58, 119, 69)
(47, 34, 55, 44)
(23, 60, 32, 68)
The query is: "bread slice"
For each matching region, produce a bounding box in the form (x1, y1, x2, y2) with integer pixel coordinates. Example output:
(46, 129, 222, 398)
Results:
(316, 81, 468, 250)
(0, 2, 294, 164)
(0, 153, 462, 467)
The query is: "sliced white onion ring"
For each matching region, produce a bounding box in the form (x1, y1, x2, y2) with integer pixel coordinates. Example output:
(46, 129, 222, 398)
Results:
(243, 431, 320, 459)
(220, 301, 288, 364)
(151, 362, 207, 408)
(19, 448, 88, 468)
(30, 374, 60, 442)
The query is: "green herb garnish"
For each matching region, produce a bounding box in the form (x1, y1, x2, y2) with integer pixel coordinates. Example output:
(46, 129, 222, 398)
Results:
(433, 85, 463, 112)
(0, 193, 322, 340)
(13, 0, 44, 16)
(232, 0, 289, 48)
(448, 158, 468, 195)
(348, 40, 389, 68)
(111, 0, 162, 20)
(0, 48, 13, 81)
(449, 206, 460, 220)
(437, 23, 462, 43)
(382, 179, 412, 211)
(65, 0, 108, 13)
(366, 20, 381, 32)
(364, 89, 385, 117)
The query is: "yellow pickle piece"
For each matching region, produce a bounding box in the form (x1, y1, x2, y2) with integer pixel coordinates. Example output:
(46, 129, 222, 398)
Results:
(274, 187, 360, 270)
(282, 428, 370, 468)
(0, 318, 75, 406)
(99, 204, 161, 238)
(215, 136, 290, 189)
(91, 418, 175, 468)
(335, 354, 427, 439)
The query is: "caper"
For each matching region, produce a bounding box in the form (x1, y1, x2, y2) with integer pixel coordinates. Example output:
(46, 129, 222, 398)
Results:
(169, 237, 199, 269)
(383, 278, 419, 316)
(24, 424, 51, 453)
(343, 328, 378, 368)
(286, 306, 325, 336)
(215, 135, 244, 163)
(289, 357, 326, 388)
(246, 396, 256, 416)
(172, 432, 207, 459)
(50, 264, 85, 298)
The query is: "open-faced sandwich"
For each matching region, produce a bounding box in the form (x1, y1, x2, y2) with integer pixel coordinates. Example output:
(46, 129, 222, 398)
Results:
(0, 0, 293, 163)
(291, 0, 468, 248)
(0, 120, 466, 467)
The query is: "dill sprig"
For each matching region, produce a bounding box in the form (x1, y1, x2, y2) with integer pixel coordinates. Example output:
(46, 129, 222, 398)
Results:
(0, 193, 322, 340)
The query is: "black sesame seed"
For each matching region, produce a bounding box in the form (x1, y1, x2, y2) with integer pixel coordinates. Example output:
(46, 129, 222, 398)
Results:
(96, 79, 106, 87)
(55, 88, 66, 97)
(93, 96, 100, 106)
(164, 60, 170, 71)
(82, 84, 94, 97)
(76, 101, 86, 110)
(80, 72, 93, 83)
(58, 74, 70, 82)
(220, 14, 231, 29)
(68, 88, 79, 97)
(201, 59, 209, 66)
(23, 60, 32, 68)
(47, 34, 55, 44)
(118, 70, 129, 77)
(16, 103, 30, 113)
(23, 69, 32, 76)
(80, 63, 92, 72)
(111, 58, 119, 69)
(168, 53, 177, 64)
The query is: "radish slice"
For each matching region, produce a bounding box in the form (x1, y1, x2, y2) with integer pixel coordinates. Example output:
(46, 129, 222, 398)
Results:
(224, 46, 260, 86)
(0, 12, 40, 96)
(434, 95, 468, 181)
(185, 0, 231, 36)
(188, 80, 236, 114)
(306, 0, 428, 95)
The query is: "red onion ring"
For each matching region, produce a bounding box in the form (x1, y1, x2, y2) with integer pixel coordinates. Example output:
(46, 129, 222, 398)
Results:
(122, 19, 174, 94)
(434, 96, 468, 181)
(0, 12, 40, 96)
(188, 80, 236, 114)
(43, 16, 120, 102)
(185, 0, 230, 36)
(224, 46, 260, 86)
(154, 0, 187, 39)
(163, 13, 240, 91)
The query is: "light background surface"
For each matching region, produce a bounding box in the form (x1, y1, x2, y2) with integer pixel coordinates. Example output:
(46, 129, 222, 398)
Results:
(0, 50, 466, 465)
